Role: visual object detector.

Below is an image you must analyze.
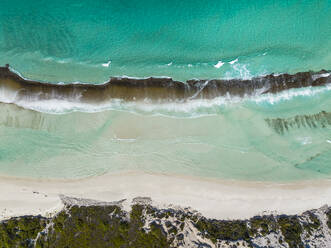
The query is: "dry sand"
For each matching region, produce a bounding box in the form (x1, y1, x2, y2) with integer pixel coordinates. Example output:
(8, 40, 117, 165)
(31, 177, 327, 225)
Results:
(0, 170, 330, 221)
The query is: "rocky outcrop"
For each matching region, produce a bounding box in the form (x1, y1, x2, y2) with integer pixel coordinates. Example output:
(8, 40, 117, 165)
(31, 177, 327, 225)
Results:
(0, 65, 330, 103)
(1, 196, 331, 247)
(265, 110, 331, 134)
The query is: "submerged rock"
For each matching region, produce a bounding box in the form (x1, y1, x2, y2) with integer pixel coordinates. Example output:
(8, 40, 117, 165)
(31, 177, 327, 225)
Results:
(265, 110, 331, 134)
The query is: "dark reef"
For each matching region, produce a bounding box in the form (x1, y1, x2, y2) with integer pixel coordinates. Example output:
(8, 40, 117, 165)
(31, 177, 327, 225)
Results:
(0, 65, 330, 102)
(265, 110, 331, 134)
(1, 196, 330, 248)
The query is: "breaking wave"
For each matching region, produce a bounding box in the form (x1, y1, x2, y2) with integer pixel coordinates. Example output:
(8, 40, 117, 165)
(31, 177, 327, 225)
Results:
(0, 65, 330, 116)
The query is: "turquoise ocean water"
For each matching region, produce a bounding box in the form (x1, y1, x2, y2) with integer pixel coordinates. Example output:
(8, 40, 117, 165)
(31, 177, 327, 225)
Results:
(0, 0, 330, 83)
(0, 0, 330, 181)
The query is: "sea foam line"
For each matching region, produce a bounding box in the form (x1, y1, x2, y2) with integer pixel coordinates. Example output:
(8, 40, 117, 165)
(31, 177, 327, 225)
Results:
(1, 84, 329, 117)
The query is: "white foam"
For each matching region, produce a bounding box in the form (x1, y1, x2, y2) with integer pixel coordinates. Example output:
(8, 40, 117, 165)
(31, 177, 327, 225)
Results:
(113, 135, 136, 142)
(254, 84, 331, 104)
(1, 83, 328, 117)
(102, 60, 112, 68)
(214, 60, 225, 69)
(232, 63, 252, 80)
(297, 137, 312, 145)
(8, 67, 35, 82)
(58, 59, 70, 64)
(167, 62, 173, 66)
(43, 56, 67, 63)
(0, 85, 20, 104)
(112, 75, 173, 80)
(188, 81, 210, 100)
(229, 58, 238, 65)
(312, 73, 330, 81)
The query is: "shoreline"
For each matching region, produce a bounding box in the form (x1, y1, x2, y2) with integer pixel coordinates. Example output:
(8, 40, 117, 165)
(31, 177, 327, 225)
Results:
(1, 170, 330, 221)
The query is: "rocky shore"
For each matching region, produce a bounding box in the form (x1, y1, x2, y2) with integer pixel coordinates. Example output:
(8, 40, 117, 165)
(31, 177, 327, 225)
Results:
(1, 196, 330, 248)
(0, 65, 330, 103)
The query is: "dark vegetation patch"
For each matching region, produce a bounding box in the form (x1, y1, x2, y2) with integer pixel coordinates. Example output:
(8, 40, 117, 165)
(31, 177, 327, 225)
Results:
(34, 204, 169, 248)
(0, 202, 327, 248)
(302, 212, 321, 236)
(277, 215, 304, 248)
(194, 218, 250, 244)
(326, 208, 331, 229)
(0, 216, 47, 248)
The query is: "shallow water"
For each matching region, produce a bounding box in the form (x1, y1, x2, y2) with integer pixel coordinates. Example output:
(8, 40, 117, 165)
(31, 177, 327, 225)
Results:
(0, 85, 330, 181)
(0, 0, 330, 83)
(0, 0, 330, 181)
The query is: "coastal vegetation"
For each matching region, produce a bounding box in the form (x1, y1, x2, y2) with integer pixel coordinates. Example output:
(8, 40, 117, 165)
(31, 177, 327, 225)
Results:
(0, 197, 330, 248)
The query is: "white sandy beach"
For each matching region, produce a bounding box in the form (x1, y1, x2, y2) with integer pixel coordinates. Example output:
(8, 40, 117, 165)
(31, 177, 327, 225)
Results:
(0, 171, 330, 221)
